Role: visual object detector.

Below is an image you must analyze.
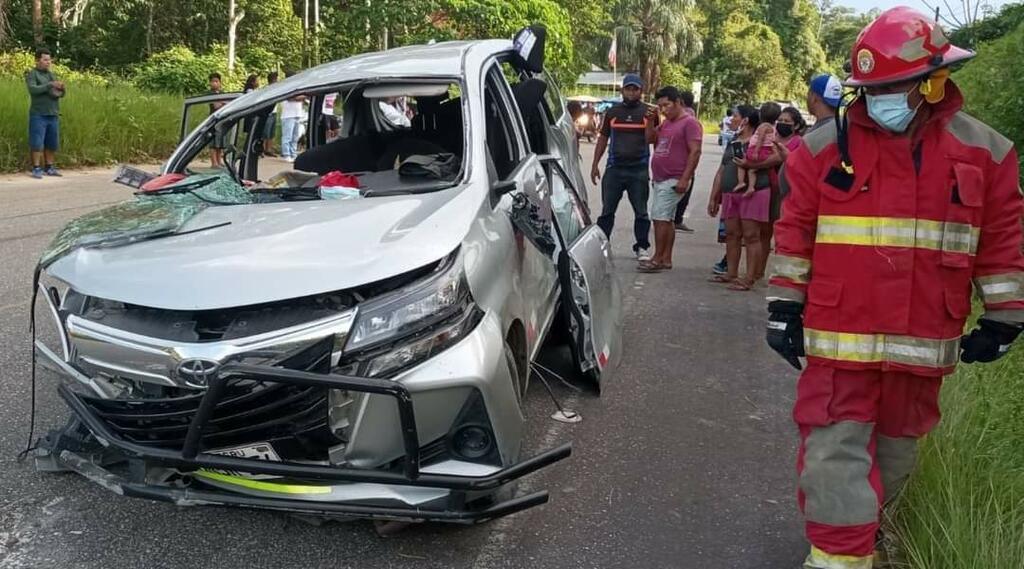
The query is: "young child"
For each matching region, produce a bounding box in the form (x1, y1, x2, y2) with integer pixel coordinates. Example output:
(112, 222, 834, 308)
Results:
(734, 121, 775, 195)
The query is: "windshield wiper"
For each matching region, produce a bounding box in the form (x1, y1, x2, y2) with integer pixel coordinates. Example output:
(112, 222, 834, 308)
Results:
(362, 181, 452, 197)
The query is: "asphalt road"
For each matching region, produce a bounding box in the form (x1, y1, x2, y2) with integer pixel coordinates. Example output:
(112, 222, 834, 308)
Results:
(0, 142, 805, 568)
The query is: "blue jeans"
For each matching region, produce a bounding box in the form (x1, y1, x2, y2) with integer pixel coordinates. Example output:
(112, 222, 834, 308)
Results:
(597, 164, 651, 251)
(280, 117, 302, 158)
(29, 114, 60, 151)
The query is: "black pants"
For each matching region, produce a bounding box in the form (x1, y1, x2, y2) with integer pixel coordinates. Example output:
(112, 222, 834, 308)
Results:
(673, 178, 693, 224)
(597, 164, 651, 251)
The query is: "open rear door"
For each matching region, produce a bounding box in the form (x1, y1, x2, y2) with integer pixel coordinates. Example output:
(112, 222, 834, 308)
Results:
(542, 158, 621, 387)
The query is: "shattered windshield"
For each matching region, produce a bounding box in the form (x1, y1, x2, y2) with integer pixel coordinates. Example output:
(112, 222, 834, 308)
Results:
(41, 81, 468, 269)
(40, 175, 253, 268)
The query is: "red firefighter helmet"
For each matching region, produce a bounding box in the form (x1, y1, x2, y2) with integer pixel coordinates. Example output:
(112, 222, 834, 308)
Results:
(844, 6, 975, 87)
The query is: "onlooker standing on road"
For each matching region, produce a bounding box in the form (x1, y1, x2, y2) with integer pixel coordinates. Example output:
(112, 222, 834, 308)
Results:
(207, 73, 227, 168)
(707, 105, 763, 288)
(778, 74, 843, 200)
(669, 93, 704, 233)
(26, 48, 65, 179)
(591, 73, 655, 261)
(279, 94, 307, 162)
(806, 73, 842, 133)
(731, 101, 784, 287)
(639, 86, 703, 272)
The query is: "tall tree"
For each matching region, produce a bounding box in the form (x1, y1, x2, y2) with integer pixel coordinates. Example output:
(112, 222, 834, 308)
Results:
(227, 0, 244, 72)
(0, 0, 10, 45)
(612, 0, 703, 93)
(31, 0, 40, 44)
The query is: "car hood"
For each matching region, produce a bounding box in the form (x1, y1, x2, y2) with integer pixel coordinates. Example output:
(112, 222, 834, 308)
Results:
(47, 186, 480, 310)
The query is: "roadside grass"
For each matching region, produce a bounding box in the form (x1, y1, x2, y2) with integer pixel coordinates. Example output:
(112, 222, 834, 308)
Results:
(0, 77, 183, 173)
(892, 344, 1024, 568)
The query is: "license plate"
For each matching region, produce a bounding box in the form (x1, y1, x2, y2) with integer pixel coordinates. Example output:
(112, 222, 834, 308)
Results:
(207, 442, 281, 480)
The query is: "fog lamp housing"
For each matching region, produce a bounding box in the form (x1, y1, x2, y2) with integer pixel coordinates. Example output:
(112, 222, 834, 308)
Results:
(451, 425, 494, 460)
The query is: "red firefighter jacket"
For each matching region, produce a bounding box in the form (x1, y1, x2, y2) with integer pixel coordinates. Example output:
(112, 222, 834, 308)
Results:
(771, 83, 1024, 376)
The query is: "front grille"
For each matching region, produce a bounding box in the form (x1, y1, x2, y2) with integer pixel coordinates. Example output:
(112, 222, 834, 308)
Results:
(78, 338, 341, 459)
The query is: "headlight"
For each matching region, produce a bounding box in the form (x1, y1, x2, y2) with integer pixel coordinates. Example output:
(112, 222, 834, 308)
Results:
(337, 252, 482, 379)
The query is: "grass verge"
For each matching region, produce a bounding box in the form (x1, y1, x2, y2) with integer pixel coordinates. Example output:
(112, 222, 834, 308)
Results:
(892, 344, 1024, 568)
(0, 77, 183, 173)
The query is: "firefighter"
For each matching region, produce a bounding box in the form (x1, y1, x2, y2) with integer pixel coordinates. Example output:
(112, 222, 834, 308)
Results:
(766, 7, 1024, 569)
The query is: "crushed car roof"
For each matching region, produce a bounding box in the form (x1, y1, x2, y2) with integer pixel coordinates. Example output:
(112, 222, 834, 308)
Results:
(221, 39, 512, 115)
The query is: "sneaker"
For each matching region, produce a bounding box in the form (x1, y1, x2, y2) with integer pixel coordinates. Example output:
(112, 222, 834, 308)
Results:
(45, 166, 62, 177)
(712, 259, 727, 275)
(31, 167, 44, 179)
(283, 156, 295, 163)
(635, 247, 652, 262)
(674, 222, 695, 233)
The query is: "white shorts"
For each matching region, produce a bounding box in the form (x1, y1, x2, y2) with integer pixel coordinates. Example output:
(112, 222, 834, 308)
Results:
(650, 178, 683, 221)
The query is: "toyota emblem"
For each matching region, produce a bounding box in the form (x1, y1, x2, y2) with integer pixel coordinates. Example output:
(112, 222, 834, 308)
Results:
(177, 358, 220, 388)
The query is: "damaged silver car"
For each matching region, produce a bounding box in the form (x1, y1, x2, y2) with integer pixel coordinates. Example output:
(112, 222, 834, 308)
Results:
(30, 28, 621, 524)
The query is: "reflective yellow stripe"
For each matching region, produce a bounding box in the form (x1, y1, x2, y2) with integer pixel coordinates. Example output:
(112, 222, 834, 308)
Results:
(195, 470, 332, 494)
(771, 254, 811, 284)
(815, 215, 979, 255)
(805, 546, 874, 569)
(804, 328, 960, 369)
(974, 272, 1024, 305)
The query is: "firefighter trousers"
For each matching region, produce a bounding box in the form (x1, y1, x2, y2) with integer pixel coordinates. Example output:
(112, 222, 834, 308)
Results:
(794, 364, 943, 561)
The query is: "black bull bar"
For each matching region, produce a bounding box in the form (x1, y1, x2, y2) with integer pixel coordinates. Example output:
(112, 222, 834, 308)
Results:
(54, 363, 572, 523)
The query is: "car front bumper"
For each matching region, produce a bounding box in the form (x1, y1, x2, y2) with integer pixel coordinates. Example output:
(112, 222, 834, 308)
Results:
(38, 361, 571, 523)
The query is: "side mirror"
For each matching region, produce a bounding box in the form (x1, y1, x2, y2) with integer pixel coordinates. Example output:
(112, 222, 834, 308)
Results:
(492, 179, 518, 197)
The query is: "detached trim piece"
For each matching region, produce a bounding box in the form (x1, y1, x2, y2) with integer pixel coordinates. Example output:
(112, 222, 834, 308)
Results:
(56, 450, 549, 524)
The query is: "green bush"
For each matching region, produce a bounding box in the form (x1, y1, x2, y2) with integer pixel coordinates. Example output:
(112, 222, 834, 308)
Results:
(133, 46, 245, 94)
(0, 51, 111, 86)
(0, 76, 183, 172)
(955, 21, 1024, 172)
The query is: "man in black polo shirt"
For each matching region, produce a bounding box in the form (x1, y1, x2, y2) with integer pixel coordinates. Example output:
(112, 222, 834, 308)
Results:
(591, 74, 655, 260)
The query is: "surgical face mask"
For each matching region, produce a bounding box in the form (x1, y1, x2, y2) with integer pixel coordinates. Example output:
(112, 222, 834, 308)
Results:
(776, 123, 794, 138)
(866, 87, 923, 133)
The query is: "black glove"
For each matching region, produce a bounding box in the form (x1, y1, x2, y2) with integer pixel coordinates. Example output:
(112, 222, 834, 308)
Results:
(960, 319, 1023, 363)
(767, 300, 805, 370)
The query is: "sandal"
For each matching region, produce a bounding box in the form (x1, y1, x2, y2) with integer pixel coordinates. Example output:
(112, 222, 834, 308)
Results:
(637, 261, 667, 273)
(727, 279, 753, 291)
(708, 275, 735, 283)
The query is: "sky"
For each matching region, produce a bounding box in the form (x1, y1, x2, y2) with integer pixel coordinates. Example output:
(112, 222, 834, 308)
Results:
(836, 0, 1016, 21)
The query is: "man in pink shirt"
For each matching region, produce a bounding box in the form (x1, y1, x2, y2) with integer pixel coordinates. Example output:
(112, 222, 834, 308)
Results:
(639, 87, 703, 272)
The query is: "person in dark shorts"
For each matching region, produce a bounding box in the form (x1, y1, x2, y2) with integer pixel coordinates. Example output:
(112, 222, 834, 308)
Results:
(207, 72, 226, 168)
(26, 48, 65, 179)
(590, 73, 655, 261)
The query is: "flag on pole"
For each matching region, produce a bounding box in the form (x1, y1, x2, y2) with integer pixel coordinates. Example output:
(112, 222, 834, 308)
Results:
(608, 36, 617, 68)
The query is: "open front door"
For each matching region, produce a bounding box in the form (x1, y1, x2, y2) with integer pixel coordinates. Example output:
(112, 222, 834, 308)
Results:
(179, 92, 242, 143)
(542, 159, 622, 387)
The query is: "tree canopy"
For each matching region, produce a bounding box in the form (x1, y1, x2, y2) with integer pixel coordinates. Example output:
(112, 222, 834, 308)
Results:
(0, 0, 961, 111)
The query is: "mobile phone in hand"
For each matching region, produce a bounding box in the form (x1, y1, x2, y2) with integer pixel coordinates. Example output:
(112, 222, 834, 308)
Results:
(730, 139, 746, 159)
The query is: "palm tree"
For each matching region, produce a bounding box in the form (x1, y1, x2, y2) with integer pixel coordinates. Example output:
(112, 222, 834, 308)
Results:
(612, 0, 703, 94)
